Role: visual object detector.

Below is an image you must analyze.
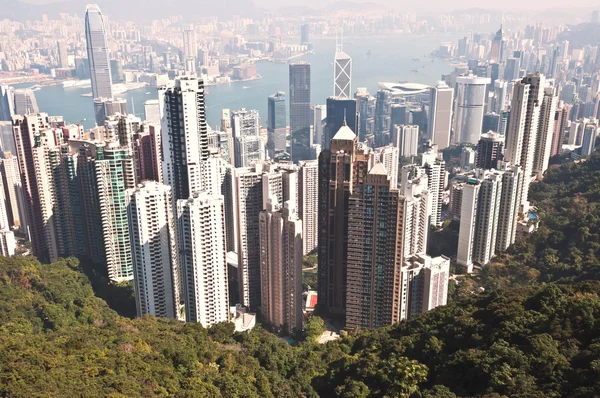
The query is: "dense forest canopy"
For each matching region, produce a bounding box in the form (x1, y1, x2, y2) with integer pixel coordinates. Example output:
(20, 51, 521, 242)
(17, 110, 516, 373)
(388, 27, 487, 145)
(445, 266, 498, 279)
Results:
(1, 153, 600, 397)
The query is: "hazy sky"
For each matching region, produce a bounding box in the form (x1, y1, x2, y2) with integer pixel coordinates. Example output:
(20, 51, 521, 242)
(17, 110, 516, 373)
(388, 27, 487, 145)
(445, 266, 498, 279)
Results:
(18, 0, 599, 13)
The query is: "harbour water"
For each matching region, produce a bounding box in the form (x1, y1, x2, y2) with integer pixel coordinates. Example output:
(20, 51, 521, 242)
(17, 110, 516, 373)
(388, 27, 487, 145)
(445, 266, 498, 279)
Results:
(21, 33, 465, 129)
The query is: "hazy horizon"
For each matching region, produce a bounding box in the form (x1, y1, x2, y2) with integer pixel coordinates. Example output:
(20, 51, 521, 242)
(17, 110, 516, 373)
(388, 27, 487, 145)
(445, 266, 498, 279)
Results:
(15, 0, 600, 13)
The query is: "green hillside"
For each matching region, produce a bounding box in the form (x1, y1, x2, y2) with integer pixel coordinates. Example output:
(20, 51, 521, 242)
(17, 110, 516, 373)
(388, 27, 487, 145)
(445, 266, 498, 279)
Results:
(1, 153, 600, 397)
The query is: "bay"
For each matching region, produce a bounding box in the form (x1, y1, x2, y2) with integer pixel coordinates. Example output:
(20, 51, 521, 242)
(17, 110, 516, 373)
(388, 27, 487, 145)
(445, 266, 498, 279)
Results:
(23, 33, 465, 129)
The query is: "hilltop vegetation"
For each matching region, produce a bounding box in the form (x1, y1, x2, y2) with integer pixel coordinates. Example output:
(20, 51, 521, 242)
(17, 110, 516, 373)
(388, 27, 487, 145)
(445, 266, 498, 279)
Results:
(1, 154, 600, 397)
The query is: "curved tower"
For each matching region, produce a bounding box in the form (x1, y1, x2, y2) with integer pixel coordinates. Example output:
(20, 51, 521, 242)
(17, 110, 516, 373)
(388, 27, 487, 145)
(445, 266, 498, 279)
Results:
(85, 4, 113, 100)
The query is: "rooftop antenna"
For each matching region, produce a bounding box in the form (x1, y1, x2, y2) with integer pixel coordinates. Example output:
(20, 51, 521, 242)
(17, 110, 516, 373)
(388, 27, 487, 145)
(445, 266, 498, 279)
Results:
(343, 109, 347, 126)
(131, 97, 135, 116)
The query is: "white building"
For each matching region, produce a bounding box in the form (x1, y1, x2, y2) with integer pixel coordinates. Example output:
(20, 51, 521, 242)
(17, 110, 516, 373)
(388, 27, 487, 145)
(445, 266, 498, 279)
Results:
(372, 145, 399, 189)
(428, 81, 454, 149)
(299, 160, 319, 255)
(334, 45, 352, 99)
(533, 86, 558, 180)
(454, 75, 490, 144)
(421, 147, 446, 227)
(127, 181, 180, 319)
(392, 124, 419, 157)
(313, 104, 327, 148)
(472, 171, 503, 266)
(232, 109, 264, 167)
(398, 254, 449, 321)
(144, 99, 160, 122)
(496, 163, 523, 252)
(177, 192, 229, 327)
(0, 153, 26, 233)
(0, 230, 15, 257)
(505, 74, 545, 213)
(457, 179, 480, 272)
(199, 155, 237, 253)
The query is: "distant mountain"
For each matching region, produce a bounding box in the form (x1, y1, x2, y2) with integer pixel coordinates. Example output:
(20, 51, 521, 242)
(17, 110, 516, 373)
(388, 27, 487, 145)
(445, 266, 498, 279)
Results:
(322, 1, 389, 13)
(557, 22, 600, 47)
(0, 0, 262, 21)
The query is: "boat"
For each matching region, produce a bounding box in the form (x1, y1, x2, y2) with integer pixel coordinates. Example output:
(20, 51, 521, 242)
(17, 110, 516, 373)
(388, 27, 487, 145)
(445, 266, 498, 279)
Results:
(242, 86, 249, 89)
(145, 92, 150, 95)
(411, 69, 419, 73)
(412, 57, 420, 61)
(367, 49, 371, 56)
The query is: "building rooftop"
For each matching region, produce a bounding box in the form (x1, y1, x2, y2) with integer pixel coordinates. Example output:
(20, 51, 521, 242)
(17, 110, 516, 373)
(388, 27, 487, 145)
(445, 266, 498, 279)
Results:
(369, 162, 388, 176)
(378, 81, 430, 95)
(332, 124, 356, 141)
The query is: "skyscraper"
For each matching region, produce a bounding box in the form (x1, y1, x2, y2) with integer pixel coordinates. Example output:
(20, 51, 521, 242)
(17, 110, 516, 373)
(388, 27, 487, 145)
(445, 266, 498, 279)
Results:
(13, 89, 39, 116)
(334, 44, 352, 99)
(93, 97, 128, 126)
(298, 160, 318, 255)
(267, 92, 287, 157)
(476, 132, 504, 170)
(289, 62, 312, 162)
(345, 163, 442, 330)
(325, 97, 358, 149)
(356, 89, 375, 139)
(318, 124, 371, 317)
(127, 181, 180, 319)
(259, 199, 303, 334)
(0, 153, 26, 233)
(177, 192, 229, 327)
(421, 148, 446, 227)
(454, 75, 490, 144)
(0, 86, 14, 121)
(12, 114, 59, 262)
(159, 77, 209, 200)
(199, 155, 237, 253)
(490, 25, 507, 64)
(472, 172, 503, 266)
(134, 123, 162, 183)
(456, 178, 480, 272)
(372, 145, 399, 188)
(85, 4, 113, 100)
(95, 142, 136, 282)
(495, 164, 523, 252)
(231, 108, 264, 167)
(392, 125, 419, 157)
(533, 87, 558, 180)
(428, 81, 453, 149)
(57, 41, 69, 69)
(235, 163, 294, 309)
(300, 24, 310, 45)
(182, 27, 197, 61)
(144, 99, 161, 122)
(346, 164, 397, 329)
(581, 123, 599, 156)
(505, 73, 546, 213)
(313, 104, 327, 148)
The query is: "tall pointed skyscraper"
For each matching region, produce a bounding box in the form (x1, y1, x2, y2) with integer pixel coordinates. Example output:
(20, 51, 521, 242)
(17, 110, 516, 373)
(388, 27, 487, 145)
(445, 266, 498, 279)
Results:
(85, 4, 113, 99)
(334, 34, 352, 99)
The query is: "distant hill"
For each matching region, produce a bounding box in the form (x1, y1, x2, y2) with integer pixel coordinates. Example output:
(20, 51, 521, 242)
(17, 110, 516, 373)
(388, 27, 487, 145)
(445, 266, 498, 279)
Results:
(557, 22, 600, 47)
